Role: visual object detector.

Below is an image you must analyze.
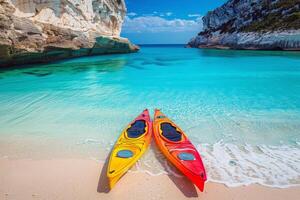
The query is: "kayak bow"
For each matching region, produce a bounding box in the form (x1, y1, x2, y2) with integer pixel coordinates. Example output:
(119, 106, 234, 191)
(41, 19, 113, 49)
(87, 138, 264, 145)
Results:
(153, 109, 207, 191)
(107, 109, 152, 189)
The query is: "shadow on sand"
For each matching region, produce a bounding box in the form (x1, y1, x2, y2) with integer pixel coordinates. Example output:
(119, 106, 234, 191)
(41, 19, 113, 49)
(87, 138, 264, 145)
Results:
(97, 150, 112, 193)
(97, 141, 198, 197)
(151, 141, 199, 198)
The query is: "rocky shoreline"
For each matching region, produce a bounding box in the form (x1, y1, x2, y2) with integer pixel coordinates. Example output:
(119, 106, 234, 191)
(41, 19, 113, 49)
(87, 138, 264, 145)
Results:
(188, 0, 300, 50)
(0, 0, 138, 68)
(188, 30, 300, 50)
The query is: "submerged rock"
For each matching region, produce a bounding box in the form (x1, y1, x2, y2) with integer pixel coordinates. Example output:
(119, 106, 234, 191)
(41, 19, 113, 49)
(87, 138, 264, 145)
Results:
(188, 0, 300, 50)
(0, 0, 139, 67)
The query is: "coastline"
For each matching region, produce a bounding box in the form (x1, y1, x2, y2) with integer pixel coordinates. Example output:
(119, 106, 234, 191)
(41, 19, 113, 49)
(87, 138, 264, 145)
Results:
(0, 36, 139, 68)
(1, 158, 300, 200)
(186, 44, 300, 51)
(1, 1, 299, 200)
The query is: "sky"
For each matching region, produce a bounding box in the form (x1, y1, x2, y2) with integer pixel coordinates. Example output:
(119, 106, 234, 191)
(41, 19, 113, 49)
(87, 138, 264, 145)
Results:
(121, 0, 227, 44)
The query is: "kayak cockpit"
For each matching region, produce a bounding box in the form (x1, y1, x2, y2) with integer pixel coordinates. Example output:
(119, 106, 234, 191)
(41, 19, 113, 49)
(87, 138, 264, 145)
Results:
(126, 120, 147, 138)
(160, 122, 182, 142)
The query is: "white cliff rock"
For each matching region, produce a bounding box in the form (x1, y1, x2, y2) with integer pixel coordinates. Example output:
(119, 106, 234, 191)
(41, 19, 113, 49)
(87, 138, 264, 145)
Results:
(10, 0, 126, 36)
(0, 0, 138, 67)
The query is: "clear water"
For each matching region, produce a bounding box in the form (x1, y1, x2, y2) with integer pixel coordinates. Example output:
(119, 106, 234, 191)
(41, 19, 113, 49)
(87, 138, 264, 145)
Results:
(0, 45, 300, 187)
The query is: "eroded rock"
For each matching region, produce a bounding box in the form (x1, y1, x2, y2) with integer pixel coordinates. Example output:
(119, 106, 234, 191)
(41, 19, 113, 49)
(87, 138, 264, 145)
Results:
(188, 0, 300, 50)
(0, 0, 138, 67)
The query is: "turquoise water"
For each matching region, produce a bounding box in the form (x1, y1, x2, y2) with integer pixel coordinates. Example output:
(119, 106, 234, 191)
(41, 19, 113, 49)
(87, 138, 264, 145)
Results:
(0, 45, 300, 187)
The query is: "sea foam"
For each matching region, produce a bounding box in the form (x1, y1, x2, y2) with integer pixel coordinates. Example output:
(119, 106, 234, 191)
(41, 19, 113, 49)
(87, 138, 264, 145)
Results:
(200, 141, 300, 188)
(128, 141, 300, 188)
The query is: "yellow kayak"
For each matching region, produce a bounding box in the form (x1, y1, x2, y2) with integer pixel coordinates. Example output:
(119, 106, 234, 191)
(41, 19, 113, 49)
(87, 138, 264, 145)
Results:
(107, 109, 152, 189)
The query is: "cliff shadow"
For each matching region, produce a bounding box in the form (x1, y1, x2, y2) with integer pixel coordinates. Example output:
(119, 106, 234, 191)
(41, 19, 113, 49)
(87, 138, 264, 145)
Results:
(152, 141, 199, 198)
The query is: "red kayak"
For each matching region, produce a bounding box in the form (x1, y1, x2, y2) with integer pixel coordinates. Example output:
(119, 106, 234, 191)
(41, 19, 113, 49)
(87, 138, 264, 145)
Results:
(153, 109, 207, 191)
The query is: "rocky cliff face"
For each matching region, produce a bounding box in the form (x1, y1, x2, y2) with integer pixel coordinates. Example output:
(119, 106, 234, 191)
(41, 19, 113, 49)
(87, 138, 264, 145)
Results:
(188, 0, 300, 50)
(0, 0, 138, 67)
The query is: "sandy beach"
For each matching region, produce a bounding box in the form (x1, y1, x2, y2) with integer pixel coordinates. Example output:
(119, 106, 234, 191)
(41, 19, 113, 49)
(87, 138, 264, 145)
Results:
(1, 0, 300, 200)
(1, 158, 299, 200)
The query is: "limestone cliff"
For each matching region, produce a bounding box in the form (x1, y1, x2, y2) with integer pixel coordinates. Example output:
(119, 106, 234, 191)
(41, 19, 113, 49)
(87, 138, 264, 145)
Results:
(188, 0, 300, 50)
(0, 0, 138, 67)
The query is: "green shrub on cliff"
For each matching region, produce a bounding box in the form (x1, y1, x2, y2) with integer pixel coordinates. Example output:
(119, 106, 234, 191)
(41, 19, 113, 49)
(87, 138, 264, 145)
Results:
(241, 0, 300, 32)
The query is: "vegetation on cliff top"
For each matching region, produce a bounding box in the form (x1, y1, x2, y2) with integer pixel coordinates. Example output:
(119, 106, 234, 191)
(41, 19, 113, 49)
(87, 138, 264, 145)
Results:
(200, 0, 300, 34)
(241, 12, 300, 32)
(241, 0, 300, 32)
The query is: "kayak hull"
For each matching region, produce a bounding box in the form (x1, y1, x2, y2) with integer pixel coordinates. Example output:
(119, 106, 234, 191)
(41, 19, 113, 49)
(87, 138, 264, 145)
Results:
(153, 109, 207, 191)
(107, 109, 152, 189)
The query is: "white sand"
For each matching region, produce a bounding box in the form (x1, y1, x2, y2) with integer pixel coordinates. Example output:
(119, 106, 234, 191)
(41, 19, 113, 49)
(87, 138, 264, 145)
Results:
(1, 158, 299, 200)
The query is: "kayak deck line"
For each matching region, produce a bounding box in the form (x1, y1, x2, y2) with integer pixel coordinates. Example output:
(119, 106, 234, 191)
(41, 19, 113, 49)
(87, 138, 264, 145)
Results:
(153, 109, 207, 192)
(106, 109, 152, 190)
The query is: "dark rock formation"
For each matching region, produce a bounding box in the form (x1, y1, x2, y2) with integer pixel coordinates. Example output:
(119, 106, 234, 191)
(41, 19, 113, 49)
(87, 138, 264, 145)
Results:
(188, 0, 300, 50)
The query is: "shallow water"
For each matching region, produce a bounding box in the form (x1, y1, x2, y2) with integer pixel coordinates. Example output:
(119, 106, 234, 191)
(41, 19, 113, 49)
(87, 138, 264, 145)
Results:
(0, 45, 300, 187)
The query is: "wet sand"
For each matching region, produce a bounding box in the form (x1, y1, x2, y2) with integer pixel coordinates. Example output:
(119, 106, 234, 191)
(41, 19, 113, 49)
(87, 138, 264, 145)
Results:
(1, 158, 299, 200)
